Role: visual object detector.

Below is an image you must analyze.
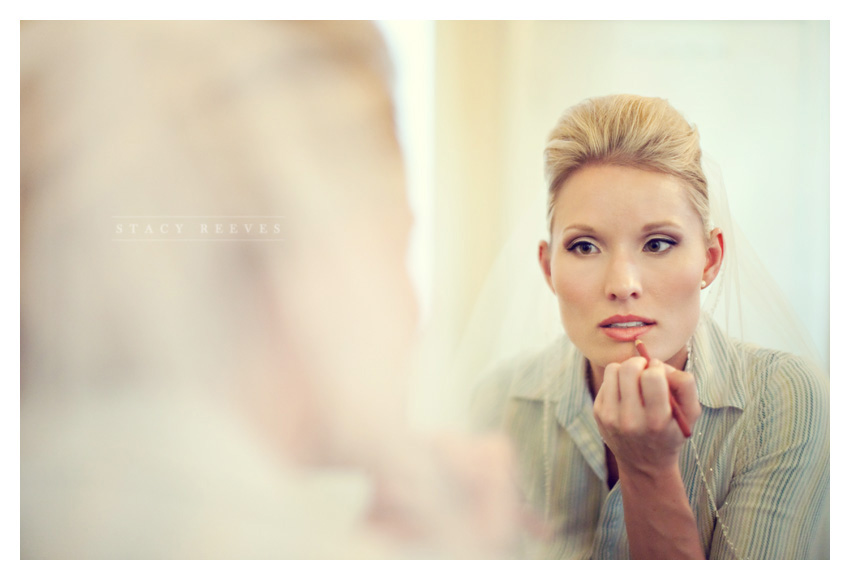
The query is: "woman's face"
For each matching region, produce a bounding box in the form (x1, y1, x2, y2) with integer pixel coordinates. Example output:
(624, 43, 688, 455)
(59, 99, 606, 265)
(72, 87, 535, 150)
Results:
(539, 163, 722, 377)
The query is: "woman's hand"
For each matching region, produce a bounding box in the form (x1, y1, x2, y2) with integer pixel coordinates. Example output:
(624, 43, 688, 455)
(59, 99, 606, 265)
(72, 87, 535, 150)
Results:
(593, 356, 701, 476)
(593, 356, 706, 558)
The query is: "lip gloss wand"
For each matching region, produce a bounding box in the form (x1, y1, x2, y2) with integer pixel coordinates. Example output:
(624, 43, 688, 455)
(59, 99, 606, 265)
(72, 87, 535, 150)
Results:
(634, 339, 691, 438)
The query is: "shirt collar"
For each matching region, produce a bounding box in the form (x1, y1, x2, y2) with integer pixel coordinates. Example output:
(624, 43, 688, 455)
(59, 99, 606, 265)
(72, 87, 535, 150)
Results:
(507, 334, 581, 403)
(506, 334, 594, 431)
(690, 314, 748, 410)
(505, 335, 605, 482)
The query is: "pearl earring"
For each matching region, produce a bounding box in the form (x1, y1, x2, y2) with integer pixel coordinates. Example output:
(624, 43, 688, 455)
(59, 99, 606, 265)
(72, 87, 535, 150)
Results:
(700, 280, 707, 289)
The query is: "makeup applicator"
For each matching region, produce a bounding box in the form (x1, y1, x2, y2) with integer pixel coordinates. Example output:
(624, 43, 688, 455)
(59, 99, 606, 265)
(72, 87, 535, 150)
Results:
(635, 339, 691, 438)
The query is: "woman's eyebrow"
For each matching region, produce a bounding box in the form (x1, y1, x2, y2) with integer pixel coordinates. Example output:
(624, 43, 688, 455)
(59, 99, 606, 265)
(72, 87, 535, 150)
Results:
(561, 224, 597, 236)
(561, 221, 684, 237)
(641, 220, 683, 232)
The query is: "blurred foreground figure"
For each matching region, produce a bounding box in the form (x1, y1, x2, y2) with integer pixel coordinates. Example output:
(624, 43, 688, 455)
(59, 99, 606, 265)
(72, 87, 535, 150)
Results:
(21, 21, 520, 559)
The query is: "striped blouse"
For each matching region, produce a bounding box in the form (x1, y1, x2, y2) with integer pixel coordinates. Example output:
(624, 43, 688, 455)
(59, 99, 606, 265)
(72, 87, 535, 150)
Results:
(471, 315, 829, 559)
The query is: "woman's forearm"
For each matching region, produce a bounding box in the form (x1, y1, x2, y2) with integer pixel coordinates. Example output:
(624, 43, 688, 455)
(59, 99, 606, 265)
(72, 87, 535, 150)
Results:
(619, 464, 705, 559)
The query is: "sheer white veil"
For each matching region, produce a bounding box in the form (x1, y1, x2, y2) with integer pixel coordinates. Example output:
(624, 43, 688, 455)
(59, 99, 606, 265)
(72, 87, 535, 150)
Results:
(699, 157, 827, 373)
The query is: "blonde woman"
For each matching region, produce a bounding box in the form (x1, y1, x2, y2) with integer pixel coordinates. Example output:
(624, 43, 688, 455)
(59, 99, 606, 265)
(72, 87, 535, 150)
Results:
(473, 95, 828, 559)
(21, 21, 521, 559)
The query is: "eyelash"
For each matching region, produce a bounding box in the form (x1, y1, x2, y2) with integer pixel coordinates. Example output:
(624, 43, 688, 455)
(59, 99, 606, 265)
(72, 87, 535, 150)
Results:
(643, 238, 677, 253)
(565, 237, 678, 255)
(566, 240, 599, 255)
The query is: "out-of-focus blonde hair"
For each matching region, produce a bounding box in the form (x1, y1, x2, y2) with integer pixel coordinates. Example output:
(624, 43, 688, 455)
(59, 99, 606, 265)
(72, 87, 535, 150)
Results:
(544, 94, 710, 237)
(20, 20, 403, 401)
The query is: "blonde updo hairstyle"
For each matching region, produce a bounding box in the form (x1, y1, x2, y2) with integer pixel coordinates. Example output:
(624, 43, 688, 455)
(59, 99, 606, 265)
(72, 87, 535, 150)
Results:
(544, 94, 711, 238)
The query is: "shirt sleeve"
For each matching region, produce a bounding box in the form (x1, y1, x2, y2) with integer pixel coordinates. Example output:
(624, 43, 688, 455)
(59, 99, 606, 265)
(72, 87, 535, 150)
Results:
(709, 353, 829, 560)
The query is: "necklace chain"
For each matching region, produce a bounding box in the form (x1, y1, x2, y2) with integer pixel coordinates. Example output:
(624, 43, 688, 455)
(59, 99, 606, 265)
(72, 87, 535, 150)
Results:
(685, 339, 742, 559)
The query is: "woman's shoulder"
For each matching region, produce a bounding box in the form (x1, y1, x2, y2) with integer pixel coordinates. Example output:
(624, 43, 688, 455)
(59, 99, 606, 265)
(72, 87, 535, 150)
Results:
(736, 339, 826, 401)
(469, 335, 575, 431)
(697, 316, 828, 414)
(743, 343, 829, 425)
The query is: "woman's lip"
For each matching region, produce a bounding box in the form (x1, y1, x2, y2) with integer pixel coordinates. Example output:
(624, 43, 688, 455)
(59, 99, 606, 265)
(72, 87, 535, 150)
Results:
(599, 314, 655, 326)
(600, 324, 653, 342)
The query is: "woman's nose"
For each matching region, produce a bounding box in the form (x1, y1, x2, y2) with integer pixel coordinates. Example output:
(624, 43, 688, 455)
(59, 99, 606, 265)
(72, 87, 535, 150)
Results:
(604, 255, 641, 301)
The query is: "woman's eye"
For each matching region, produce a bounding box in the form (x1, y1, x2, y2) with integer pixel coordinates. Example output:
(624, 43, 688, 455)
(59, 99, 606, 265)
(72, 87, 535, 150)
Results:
(567, 240, 599, 255)
(644, 238, 676, 253)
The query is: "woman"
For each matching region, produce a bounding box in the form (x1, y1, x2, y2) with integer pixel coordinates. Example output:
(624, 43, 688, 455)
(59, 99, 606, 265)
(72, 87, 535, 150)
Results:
(20, 21, 521, 559)
(472, 95, 829, 559)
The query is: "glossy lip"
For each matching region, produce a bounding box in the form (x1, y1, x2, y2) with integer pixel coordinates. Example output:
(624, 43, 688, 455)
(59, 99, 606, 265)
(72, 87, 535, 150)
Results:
(599, 314, 656, 327)
(598, 315, 656, 342)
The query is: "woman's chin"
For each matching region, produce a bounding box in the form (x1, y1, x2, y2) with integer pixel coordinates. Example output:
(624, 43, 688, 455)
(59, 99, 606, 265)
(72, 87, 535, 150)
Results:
(583, 344, 640, 370)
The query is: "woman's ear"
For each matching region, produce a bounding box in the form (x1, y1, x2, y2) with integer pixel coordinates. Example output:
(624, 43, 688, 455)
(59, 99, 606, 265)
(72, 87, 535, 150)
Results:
(702, 227, 724, 287)
(538, 240, 555, 294)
